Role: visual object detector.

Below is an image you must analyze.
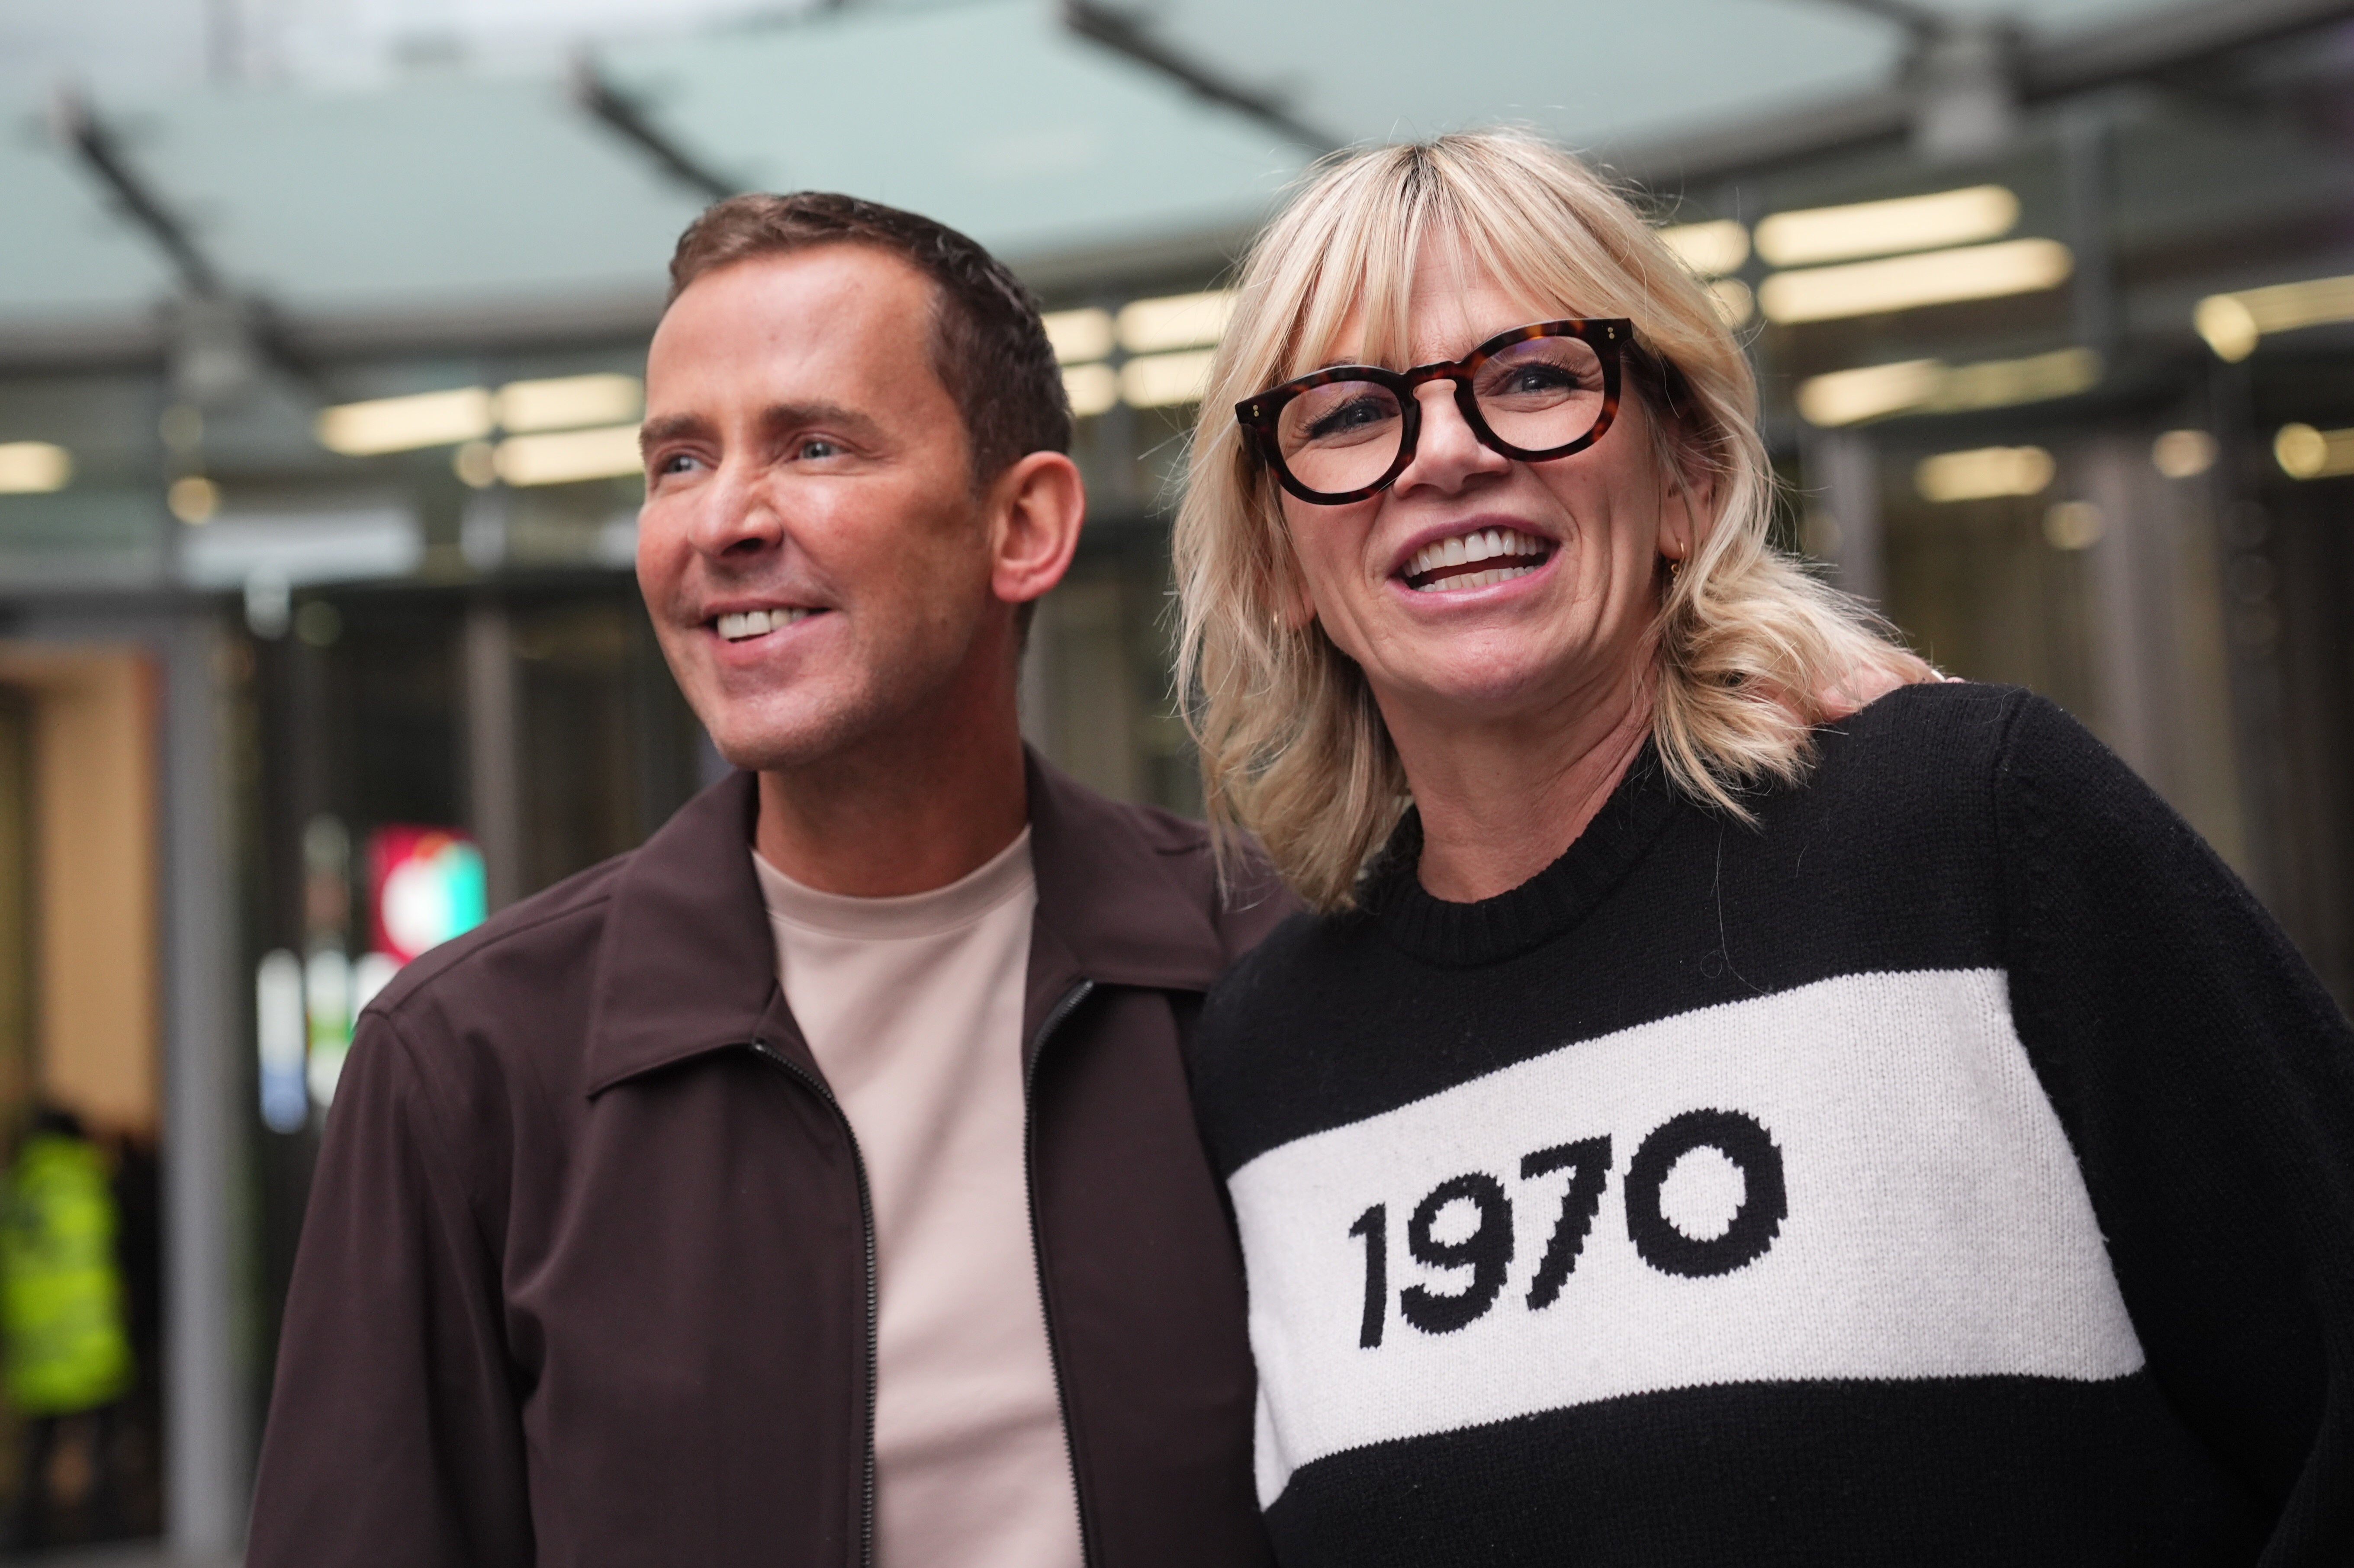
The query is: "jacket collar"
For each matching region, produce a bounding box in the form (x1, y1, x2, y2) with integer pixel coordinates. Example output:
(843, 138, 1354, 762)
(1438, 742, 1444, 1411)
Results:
(583, 751, 1229, 1096)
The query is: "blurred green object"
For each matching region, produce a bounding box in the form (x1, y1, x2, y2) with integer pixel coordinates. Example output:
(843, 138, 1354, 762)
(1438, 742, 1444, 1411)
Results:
(0, 1131, 133, 1417)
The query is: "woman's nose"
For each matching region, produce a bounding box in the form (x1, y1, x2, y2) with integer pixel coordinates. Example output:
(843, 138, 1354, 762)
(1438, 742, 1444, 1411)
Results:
(1393, 381, 1510, 495)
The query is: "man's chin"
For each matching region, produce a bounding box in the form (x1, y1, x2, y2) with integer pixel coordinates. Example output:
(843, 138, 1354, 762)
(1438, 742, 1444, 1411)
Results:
(701, 698, 882, 777)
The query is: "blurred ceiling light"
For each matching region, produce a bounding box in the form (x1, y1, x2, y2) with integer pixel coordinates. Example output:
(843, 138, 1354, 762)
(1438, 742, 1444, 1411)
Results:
(2195, 273, 2354, 362)
(1708, 279, 1755, 328)
(2151, 429, 2218, 479)
(1660, 219, 1750, 278)
(453, 441, 499, 489)
(1759, 238, 2073, 325)
(493, 425, 643, 487)
(495, 374, 642, 434)
(1044, 308, 1115, 365)
(1755, 185, 2018, 267)
(2043, 500, 2105, 550)
(318, 387, 493, 456)
(1063, 363, 1119, 419)
(1799, 347, 2100, 427)
(1916, 445, 2055, 502)
(0, 441, 72, 494)
(168, 475, 221, 524)
(1799, 360, 1944, 426)
(1117, 291, 1234, 355)
(1120, 349, 1216, 409)
(2274, 422, 2354, 480)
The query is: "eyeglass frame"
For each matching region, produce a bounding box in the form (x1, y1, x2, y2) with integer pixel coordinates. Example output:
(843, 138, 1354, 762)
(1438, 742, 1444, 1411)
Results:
(1234, 318, 1632, 506)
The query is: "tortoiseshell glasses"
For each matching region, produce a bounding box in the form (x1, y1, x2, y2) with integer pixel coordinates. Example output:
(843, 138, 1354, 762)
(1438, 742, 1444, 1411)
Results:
(1235, 318, 1630, 505)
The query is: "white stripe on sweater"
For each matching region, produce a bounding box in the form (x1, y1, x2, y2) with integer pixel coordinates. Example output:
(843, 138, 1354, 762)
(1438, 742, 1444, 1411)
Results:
(1228, 968, 2144, 1507)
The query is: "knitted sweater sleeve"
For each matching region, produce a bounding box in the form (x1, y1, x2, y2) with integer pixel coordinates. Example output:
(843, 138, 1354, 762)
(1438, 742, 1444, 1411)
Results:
(1993, 692, 2354, 1565)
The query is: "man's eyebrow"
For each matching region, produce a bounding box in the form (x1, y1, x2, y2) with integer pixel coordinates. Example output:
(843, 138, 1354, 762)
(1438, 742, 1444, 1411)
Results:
(638, 412, 709, 455)
(757, 400, 885, 441)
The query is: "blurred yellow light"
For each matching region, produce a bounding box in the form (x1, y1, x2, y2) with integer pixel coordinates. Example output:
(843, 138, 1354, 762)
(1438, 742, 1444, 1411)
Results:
(2193, 296, 2259, 363)
(1916, 445, 2055, 502)
(1759, 238, 2073, 325)
(318, 387, 493, 455)
(2196, 274, 2354, 361)
(453, 441, 498, 488)
(0, 441, 72, 494)
(1044, 308, 1115, 365)
(1063, 363, 1119, 419)
(1755, 185, 2017, 267)
(493, 425, 643, 487)
(1120, 349, 1215, 409)
(167, 475, 221, 524)
(1117, 291, 1233, 354)
(2043, 500, 2104, 550)
(1799, 360, 1945, 426)
(1708, 278, 1755, 328)
(2151, 430, 2217, 479)
(1799, 347, 2099, 427)
(495, 374, 641, 434)
(2275, 422, 2354, 480)
(1660, 219, 1750, 278)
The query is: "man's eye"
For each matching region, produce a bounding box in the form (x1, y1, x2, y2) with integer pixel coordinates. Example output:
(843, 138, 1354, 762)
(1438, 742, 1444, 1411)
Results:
(654, 451, 698, 476)
(795, 438, 840, 461)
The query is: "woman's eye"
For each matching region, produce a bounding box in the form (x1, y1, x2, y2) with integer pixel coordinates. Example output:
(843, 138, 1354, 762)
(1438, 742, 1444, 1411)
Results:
(1505, 366, 1576, 393)
(1306, 396, 1392, 440)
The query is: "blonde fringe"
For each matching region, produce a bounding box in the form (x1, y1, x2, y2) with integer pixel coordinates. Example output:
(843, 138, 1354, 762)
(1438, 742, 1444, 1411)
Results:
(1176, 132, 1935, 913)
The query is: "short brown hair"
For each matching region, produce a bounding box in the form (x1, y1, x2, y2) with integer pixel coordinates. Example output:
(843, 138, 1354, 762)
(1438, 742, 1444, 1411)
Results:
(667, 192, 1071, 490)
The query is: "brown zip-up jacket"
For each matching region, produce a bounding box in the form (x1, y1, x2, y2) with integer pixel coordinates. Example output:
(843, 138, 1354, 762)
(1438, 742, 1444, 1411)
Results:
(247, 756, 1290, 1567)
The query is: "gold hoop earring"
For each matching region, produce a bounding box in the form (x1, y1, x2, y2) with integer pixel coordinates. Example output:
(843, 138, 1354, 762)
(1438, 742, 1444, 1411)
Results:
(1666, 556, 1685, 582)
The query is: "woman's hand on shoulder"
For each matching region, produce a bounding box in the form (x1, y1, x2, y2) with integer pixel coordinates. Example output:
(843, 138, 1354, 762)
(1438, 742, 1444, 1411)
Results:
(1812, 651, 1952, 720)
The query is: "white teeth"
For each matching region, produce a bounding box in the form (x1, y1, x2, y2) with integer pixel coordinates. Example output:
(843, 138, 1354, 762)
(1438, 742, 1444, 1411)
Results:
(715, 607, 814, 641)
(1403, 528, 1549, 584)
(1409, 564, 1539, 593)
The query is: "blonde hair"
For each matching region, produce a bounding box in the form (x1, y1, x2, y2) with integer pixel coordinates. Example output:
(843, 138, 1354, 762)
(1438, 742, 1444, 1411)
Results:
(1174, 130, 1935, 912)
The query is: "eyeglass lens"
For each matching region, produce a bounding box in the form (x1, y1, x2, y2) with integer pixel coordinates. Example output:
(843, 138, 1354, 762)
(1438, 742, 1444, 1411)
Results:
(1273, 334, 1608, 498)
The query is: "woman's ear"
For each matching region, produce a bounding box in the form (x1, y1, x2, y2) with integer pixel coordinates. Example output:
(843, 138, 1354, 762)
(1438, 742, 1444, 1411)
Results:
(1270, 537, 1318, 631)
(1654, 425, 1715, 565)
(990, 451, 1085, 608)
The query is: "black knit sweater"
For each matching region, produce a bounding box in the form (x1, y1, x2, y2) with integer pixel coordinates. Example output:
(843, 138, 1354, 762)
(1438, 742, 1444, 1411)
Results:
(1190, 682, 2354, 1566)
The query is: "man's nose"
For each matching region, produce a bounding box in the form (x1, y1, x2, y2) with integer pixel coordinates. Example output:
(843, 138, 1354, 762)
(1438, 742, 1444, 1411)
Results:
(687, 458, 786, 559)
(1394, 381, 1510, 496)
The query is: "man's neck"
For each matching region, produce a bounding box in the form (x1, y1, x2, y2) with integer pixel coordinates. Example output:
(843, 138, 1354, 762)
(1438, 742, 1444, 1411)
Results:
(753, 679, 1030, 899)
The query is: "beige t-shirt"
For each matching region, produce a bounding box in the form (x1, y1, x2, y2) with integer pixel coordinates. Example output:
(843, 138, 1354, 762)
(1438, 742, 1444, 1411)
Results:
(753, 832, 1081, 1568)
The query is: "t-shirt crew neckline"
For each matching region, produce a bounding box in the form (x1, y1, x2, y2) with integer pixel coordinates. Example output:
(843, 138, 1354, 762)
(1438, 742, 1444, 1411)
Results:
(752, 828, 1035, 942)
(1365, 745, 1684, 969)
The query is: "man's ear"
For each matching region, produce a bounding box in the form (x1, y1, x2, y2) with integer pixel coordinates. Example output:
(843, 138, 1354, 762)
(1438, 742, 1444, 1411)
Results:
(990, 451, 1085, 608)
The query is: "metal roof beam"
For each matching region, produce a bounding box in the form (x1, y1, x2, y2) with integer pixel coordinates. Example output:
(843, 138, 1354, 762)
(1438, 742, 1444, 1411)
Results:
(1624, 0, 2354, 183)
(571, 56, 739, 205)
(1060, 0, 1339, 157)
(50, 87, 225, 299)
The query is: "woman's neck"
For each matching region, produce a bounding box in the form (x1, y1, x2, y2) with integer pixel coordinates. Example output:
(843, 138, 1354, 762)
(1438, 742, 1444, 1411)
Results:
(1389, 671, 1656, 905)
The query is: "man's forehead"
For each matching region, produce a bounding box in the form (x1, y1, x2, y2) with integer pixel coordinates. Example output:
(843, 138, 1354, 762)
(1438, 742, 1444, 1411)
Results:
(647, 244, 936, 392)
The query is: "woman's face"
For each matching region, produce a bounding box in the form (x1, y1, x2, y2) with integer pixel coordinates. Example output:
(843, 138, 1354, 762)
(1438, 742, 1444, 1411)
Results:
(1278, 238, 1700, 735)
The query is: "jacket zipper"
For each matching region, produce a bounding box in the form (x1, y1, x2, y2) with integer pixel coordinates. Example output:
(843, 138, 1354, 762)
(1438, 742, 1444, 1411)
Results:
(749, 1040, 879, 1568)
(1023, 978, 1099, 1568)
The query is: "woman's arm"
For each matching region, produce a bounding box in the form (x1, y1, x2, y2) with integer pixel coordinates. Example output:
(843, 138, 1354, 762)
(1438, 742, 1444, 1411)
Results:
(1994, 693, 2354, 1565)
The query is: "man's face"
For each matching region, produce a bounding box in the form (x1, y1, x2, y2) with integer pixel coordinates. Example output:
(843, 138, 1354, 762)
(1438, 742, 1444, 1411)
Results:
(637, 245, 1003, 772)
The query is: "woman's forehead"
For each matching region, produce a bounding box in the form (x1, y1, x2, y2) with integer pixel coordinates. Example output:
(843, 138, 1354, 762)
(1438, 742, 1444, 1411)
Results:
(1297, 264, 1589, 372)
